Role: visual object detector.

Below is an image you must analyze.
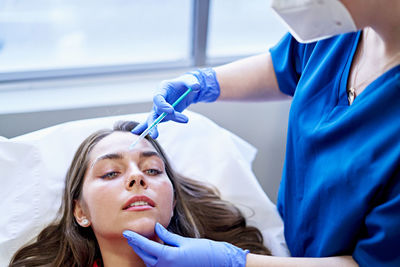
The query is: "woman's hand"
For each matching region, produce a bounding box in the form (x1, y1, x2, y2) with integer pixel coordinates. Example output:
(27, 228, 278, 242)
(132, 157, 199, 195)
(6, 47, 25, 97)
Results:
(123, 223, 248, 267)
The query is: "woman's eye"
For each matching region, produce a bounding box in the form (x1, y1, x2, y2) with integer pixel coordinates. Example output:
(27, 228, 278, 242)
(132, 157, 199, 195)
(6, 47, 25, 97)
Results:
(144, 169, 162, 176)
(100, 171, 119, 179)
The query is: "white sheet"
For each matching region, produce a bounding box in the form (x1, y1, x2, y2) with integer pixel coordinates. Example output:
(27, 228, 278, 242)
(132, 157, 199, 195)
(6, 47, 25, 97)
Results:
(0, 111, 289, 265)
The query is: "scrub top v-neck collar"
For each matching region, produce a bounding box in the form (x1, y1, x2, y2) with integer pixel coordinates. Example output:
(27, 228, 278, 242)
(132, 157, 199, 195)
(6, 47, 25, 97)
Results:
(338, 30, 400, 107)
(338, 31, 361, 106)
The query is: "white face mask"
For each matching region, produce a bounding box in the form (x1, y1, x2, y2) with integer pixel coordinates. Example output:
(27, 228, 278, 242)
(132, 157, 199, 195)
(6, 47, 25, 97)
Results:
(271, 0, 357, 43)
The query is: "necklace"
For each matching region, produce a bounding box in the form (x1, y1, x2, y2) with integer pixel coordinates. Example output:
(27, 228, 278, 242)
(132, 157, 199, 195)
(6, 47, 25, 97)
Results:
(347, 30, 400, 105)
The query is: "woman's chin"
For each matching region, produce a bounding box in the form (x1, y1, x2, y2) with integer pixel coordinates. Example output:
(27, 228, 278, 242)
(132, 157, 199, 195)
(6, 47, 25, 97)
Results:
(125, 220, 157, 239)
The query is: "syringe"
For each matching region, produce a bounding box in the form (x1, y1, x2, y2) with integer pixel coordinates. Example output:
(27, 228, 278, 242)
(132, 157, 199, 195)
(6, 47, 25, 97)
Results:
(129, 87, 193, 150)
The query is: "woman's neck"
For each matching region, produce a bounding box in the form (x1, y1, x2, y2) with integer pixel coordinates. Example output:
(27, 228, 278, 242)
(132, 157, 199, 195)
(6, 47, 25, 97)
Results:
(361, 2, 400, 56)
(343, 0, 400, 55)
(97, 236, 146, 267)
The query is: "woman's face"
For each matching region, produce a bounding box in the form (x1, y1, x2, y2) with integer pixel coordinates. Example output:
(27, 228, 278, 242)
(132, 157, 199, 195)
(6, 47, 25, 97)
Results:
(74, 131, 174, 240)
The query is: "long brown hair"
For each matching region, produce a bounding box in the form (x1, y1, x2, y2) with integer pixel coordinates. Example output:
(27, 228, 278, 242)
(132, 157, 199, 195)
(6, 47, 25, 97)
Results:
(10, 121, 270, 266)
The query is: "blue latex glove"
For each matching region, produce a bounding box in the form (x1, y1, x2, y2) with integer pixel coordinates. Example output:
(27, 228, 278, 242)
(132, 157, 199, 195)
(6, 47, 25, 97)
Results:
(123, 223, 248, 267)
(131, 68, 220, 139)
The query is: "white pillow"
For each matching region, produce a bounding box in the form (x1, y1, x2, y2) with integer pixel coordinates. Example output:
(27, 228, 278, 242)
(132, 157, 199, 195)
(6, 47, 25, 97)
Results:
(0, 111, 289, 265)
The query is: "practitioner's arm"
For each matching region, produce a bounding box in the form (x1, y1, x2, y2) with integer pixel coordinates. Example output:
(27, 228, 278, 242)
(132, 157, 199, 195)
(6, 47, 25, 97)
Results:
(215, 52, 290, 101)
(246, 253, 358, 267)
(124, 223, 358, 267)
(132, 52, 289, 138)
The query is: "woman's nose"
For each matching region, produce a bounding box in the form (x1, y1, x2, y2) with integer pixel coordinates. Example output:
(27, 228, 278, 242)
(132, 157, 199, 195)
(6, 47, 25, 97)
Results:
(125, 172, 148, 190)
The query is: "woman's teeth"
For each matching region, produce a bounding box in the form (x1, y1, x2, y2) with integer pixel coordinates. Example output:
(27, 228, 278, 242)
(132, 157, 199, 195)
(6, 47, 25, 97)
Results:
(129, 201, 149, 207)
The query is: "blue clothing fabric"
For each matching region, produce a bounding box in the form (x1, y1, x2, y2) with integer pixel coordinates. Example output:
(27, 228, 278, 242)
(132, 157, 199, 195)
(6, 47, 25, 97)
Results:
(270, 31, 400, 266)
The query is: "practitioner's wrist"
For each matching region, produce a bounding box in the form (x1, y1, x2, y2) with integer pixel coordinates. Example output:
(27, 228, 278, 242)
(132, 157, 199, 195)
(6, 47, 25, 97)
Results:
(187, 67, 221, 103)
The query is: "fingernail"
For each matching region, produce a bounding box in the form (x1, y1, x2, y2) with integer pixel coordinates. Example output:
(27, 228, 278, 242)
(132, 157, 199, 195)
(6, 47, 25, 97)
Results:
(149, 131, 157, 139)
(123, 230, 132, 238)
(155, 222, 164, 230)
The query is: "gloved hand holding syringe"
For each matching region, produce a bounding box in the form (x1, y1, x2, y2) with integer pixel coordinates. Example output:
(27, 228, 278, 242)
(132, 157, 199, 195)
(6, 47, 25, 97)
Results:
(129, 87, 193, 149)
(131, 68, 220, 141)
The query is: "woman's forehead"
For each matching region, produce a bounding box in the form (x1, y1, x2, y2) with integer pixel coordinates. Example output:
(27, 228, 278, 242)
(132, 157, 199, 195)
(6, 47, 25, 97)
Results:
(90, 131, 157, 160)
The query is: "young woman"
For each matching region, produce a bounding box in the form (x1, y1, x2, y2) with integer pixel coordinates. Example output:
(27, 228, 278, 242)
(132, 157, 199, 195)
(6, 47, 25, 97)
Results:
(9, 121, 269, 267)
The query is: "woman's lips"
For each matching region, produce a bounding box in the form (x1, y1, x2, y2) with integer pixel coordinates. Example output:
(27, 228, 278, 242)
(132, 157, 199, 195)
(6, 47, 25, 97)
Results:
(123, 195, 155, 211)
(125, 205, 153, 211)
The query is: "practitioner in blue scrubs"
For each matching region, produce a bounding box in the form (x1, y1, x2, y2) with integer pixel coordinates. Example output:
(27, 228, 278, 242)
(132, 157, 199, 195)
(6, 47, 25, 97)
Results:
(125, 0, 400, 266)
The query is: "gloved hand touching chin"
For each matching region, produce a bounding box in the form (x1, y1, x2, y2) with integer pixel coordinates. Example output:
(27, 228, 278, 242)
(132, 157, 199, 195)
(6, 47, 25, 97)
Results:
(123, 223, 248, 267)
(131, 68, 220, 139)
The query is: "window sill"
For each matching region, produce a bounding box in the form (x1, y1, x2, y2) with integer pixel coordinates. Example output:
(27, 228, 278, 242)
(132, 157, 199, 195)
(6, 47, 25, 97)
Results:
(0, 69, 190, 115)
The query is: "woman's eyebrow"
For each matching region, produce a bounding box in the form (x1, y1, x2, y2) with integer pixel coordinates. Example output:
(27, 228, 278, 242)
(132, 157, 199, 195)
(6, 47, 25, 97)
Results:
(91, 153, 123, 168)
(140, 151, 162, 160)
(90, 151, 161, 169)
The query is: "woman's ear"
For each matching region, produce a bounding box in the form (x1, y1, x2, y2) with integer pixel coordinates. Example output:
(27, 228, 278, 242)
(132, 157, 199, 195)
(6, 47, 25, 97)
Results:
(73, 199, 91, 227)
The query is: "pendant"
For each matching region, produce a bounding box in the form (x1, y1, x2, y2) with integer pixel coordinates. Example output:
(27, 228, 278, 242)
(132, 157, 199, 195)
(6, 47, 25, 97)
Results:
(348, 87, 356, 105)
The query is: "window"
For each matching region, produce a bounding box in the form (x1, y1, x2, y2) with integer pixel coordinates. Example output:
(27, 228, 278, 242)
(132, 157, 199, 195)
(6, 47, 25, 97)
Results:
(0, 0, 191, 79)
(208, 0, 286, 58)
(0, 0, 286, 82)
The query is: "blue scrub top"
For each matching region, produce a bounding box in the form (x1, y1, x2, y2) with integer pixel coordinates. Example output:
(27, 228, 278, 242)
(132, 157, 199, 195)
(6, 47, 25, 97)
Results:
(270, 32, 400, 266)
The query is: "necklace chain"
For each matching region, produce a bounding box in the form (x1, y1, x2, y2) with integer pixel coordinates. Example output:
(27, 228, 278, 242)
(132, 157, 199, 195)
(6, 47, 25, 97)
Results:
(347, 29, 400, 105)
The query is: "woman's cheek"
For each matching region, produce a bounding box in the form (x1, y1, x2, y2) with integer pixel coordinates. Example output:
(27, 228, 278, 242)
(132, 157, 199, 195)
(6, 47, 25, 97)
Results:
(159, 179, 175, 221)
(82, 179, 120, 223)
